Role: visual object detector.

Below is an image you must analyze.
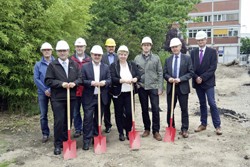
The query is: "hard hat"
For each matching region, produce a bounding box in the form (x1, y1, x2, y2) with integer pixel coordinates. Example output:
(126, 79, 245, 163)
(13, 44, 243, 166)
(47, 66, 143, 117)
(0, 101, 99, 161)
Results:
(169, 38, 182, 47)
(90, 45, 103, 55)
(74, 37, 87, 46)
(195, 31, 207, 40)
(117, 45, 129, 53)
(56, 40, 70, 50)
(40, 42, 53, 51)
(141, 36, 153, 45)
(105, 38, 116, 46)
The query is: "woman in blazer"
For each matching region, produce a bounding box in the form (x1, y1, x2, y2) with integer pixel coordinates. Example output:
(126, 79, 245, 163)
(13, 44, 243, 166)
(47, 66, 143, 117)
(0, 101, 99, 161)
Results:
(110, 45, 143, 141)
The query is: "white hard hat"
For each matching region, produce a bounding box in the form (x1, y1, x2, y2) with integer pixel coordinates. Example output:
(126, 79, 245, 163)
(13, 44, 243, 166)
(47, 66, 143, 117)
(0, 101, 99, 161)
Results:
(56, 40, 70, 50)
(117, 45, 129, 53)
(40, 42, 53, 51)
(141, 36, 153, 45)
(170, 38, 182, 47)
(74, 37, 87, 46)
(195, 31, 207, 40)
(90, 45, 103, 55)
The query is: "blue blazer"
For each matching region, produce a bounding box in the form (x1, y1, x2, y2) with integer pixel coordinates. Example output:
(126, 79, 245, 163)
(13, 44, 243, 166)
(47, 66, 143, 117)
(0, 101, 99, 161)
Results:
(81, 62, 111, 105)
(163, 54, 193, 95)
(190, 47, 217, 90)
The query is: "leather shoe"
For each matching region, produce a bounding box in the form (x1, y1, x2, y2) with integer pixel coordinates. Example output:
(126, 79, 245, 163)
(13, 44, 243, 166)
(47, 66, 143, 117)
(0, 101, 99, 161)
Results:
(82, 142, 89, 150)
(54, 147, 61, 155)
(179, 131, 189, 138)
(105, 127, 111, 133)
(194, 125, 206, 132)
(142, 130, 150, 137)
(215, 128, 222, 135)
(119, 134, 125, 141)
(153, 132, 162, 141)
(42, 136, 49, 143)
(73, 131, 81, 138)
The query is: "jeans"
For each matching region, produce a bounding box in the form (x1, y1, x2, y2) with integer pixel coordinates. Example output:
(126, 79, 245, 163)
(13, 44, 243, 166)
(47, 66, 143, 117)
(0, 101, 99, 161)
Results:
(73, 97, 83, 133)
(38, 94, 50, 136)
(138, 87, 160, 134)
(195, 86, 221, 128)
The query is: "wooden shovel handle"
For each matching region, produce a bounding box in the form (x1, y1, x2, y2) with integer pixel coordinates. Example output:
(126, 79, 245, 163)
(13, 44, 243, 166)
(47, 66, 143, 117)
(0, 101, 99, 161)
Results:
(170, 83, 175, 119)
(131, 84, 135, 122)
(67, 87, 70, 130)
(98, 86, 101, 126)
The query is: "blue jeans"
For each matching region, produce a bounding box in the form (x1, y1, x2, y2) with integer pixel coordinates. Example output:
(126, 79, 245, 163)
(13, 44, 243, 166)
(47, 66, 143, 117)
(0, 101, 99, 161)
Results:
(195, 86, 221, 128)
(73, 97, 83, 133)
(38, 94, 50, 136)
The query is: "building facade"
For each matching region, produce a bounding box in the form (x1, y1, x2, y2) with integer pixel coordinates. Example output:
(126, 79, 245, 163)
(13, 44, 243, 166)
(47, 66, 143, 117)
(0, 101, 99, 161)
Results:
(187, 0, 241, 63)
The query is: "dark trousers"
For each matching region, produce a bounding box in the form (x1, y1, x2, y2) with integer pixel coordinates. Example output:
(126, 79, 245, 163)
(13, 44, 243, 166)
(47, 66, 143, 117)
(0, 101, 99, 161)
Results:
(38, 94, 50, 136)
(82, 96, 104, 144)
(103, 93, 113, 129)
(73, 96, 83, 133)
(51, 100, 75, 148)
(167, 85, 189, 131)
(195, 86, 221, 128)
(138, 87, 160, 134)
(113, 92, 132, 136)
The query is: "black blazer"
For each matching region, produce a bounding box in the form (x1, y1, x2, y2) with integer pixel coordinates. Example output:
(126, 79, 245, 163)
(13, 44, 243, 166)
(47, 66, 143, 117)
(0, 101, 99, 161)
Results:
(110, 60, 144, 96)
(81, 62, 111, 105)
(190, 47, 217, 89)
(101, 53, 118, 66)
(163, 54, 193, 95)
(45, 58, 82, 101)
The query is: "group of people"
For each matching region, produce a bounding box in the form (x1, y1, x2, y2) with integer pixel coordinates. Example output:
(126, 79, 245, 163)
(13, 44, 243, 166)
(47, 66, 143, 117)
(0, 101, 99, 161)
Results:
(34, 30, 222, 155)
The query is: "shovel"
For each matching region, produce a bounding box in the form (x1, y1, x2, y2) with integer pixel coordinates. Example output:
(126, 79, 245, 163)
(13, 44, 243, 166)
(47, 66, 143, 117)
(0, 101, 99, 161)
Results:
(129, 84, 140, 149)
(63, 87, 77, 159)
(163, 83, 176, 142)
(94, 86, 106, 154)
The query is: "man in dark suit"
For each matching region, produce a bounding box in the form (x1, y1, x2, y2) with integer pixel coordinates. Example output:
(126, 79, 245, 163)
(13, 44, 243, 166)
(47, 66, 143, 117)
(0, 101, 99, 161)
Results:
(191, 31, 222, 135)
(101, 38, 118, 133)
(81, 45, 111, 150)
(45, 40, 82, 155)
(163, 38, 193, 138)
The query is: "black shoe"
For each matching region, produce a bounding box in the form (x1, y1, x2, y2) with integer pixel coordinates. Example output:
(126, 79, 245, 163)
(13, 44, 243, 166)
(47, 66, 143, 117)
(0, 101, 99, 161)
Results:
(105, 127, 111, 133)
(42, 136, 49, 143)
(73, 131, 81, 138)
(119, 134, 125, 141)
(82, 142, 89, 150)
(54, 147, 61, 155)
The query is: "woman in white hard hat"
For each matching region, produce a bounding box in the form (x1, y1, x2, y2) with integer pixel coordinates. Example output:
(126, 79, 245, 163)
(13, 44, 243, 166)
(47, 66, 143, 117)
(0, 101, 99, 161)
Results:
(110, 45, 144, 141)
(34, 42, 55, 143)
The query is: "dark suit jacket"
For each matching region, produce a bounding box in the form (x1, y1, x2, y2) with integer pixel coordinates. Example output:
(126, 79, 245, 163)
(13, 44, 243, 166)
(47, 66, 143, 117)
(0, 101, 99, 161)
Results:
(190, 47, 217, 89)
(45, 58, 82, 101)
(81, 62, 111, 105)
(163, 54, 193, 95)
(110, 60, 144, 96)
(101, 53, 118, 66)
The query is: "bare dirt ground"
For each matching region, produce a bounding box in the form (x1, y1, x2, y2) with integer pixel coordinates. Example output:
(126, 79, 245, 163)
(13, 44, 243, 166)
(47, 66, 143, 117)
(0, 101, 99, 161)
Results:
(0, 64, 250, 167)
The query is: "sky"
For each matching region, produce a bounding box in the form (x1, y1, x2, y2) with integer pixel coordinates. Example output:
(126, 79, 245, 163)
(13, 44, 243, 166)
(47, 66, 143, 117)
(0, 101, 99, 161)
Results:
(241, 0, 250, 33)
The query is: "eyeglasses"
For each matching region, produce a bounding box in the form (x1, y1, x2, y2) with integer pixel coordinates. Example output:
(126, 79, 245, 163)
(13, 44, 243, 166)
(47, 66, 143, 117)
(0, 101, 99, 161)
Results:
(57, 50, 67, 53)
(42, 49, 52, 51)
(93, 54, 102, 57)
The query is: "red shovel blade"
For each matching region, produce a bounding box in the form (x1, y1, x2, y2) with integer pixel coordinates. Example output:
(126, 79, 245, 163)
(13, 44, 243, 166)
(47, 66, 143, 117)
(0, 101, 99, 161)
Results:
(163, 126, 176, 142)
(63, 131, 77, 160)
(94, 126, 106, 154)
(129, 130, 140, 150)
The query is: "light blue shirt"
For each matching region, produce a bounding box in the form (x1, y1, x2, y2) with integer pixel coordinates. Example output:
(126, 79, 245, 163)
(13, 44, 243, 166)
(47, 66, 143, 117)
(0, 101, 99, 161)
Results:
(108, 53, 115, 64)
(172, 53, 181, 78)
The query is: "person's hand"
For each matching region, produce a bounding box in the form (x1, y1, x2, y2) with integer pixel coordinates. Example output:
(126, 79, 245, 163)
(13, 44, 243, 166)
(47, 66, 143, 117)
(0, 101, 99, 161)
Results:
(45, 90, 51, 97)
(196, 77, 202, 84)
(99, 80, 106, 87)
(131, 78, 138, 83)
(174, 78, 181, 84)
(68, 82, 76, 88)
(62, 82, 69, 88)
(158, 90, 163, 95)
(91, 81, 99, 87)
(168, 77, 174, 83)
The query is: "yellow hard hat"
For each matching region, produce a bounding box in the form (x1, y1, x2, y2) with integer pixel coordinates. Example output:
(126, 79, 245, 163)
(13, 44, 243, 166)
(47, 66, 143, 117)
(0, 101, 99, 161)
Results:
(105, 38, 116, 46)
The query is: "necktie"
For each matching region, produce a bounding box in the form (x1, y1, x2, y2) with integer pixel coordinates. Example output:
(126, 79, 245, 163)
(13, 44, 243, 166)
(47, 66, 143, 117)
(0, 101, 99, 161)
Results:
(62, 61, 68, 77)
(199, 49, 203, 64)
(173, 55, 178, 78)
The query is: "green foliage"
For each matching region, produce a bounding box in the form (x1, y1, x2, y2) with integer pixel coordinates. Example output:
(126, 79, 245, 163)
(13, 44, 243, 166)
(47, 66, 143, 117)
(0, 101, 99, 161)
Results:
(240, 37, 250, 54)
(158, 50, 171, 67)
(0, 0, 93, 112)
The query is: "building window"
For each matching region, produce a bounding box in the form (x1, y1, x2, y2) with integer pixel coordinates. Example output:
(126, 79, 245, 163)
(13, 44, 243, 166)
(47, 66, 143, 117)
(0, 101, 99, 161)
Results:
(204, 15, 211, 22)
(226, 13, 238, 21)
(214, 14, 226, 22)
(228, 29, 238, 37)
(188, 29, 211, 38)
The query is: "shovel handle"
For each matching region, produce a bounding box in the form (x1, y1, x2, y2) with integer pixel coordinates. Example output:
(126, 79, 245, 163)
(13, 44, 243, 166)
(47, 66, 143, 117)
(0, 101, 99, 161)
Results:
(98, 86, 101, 126)
(131, 84, 135, 122)
(67, 87, 70, 130)
(170, 83, 175, 120)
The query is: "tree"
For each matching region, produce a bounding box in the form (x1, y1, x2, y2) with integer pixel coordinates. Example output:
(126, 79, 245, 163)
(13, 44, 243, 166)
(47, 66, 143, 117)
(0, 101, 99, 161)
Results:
(0, 0, 93, 112)
(240, 37, 250, 54)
